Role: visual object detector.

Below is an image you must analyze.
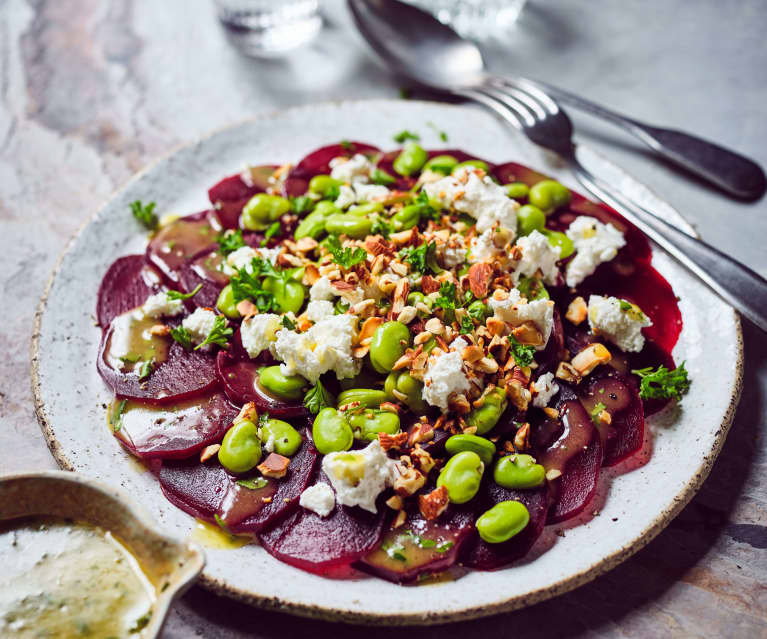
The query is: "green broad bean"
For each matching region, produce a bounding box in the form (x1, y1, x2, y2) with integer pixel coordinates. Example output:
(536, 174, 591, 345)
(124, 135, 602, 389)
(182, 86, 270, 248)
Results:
(505, 182, 530, 200)
(218, 420, 262, 474)
(476, 500, 530, 543)
(493, 454, 546, 489)
(295, 208, 332, 240)
(260, 418, 302, 457)
(391, 204, 421, 231)
(324, 213, 373, 239)
(312, 407, 354, 454)
(309, 174, 343, 197)
(516, 275, 549, 301)
(384, 370, 427, 412)
(348, 201, 383, 216)
(337, 388, 387, 409)
(393, 141, 428, 176)
(517, 204, 547, 236)
(407, 291, 426, 306)
(216, 284, 240, 319)
(466, 300, 490, 322)
(445, 434, 497, 466)
(242, 194, 291, 231)
(541, 229, 575, 259)
(334, 299, 350, 314)
(369, 321, 411, 373)
(529, 179, 571, 213)
(453, 159, 490, 173)
(423, 154, 458, 175)
(437, 451, 484, 504)
(262, 277, 305, 313)
(259, 365, 308, 400)
(348, 410, 401, 441)
(466, 387, 508, 435)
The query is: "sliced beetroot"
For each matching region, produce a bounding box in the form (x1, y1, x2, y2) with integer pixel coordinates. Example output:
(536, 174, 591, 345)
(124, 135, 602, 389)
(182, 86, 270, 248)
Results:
(258, 471, 388, 575)
(282, 142, 380, 197)
(356, 505, 474, 583)
(461, 481, 550, 570)
(546, 434, 602, 524)
(178, 248, 229, 309)
(158, 458, 230, 519)
(114, 391, 238, 460)
(216, 350, 308, 418)
(98, 315, 218, 404)
(535, 306, 566, 375)
(492, 161, 548, 188)
(208, 165, 276, 229)
(146, 211, 220, 283)
(96, 255, 164, 328)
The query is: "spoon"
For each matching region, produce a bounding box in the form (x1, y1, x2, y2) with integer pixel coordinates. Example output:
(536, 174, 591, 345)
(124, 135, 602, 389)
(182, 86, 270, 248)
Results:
(348, 0, 766, 201)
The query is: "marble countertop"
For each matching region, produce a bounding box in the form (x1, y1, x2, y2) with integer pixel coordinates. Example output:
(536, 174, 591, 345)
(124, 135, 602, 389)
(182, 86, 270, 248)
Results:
(1, 0, 765, 636)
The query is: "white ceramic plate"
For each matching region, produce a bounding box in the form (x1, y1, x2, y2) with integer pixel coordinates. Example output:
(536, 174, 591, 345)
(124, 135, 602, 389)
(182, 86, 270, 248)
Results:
(32, 100, 743, 625)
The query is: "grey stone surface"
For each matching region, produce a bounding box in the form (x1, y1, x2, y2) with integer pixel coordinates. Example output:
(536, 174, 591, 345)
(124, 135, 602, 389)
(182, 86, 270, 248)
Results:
(0, 0, 765, 636)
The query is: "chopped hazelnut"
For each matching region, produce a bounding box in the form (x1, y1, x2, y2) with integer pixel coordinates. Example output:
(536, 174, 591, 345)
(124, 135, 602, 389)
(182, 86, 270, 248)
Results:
(394, 466, 426, 497)
(514, 422, 531, 451)
(200, 444, 220, 463)
(555, 361, 582, 384)
(257, 453, 291, 478)
(386, 495, 404, 510)
(565, 296, 588, 325)
(378, 431, 408, 451)
(411, 446, 436, 474)
(571, 343, 611, 376)
(419, 486, 449, 521)
(149, 323, 170, 337)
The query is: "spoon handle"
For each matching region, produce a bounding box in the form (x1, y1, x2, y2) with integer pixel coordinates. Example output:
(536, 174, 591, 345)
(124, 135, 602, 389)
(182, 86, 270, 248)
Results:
(496, 77, 766, 201)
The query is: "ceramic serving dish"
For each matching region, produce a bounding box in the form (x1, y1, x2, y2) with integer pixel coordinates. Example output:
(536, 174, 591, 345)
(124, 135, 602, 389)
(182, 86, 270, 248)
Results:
(31, 100, 742, 624)
(0, 470, 204, 637)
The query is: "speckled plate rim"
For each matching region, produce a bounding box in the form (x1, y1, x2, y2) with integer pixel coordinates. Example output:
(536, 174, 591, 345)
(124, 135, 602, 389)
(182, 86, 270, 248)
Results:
(30, 99, 743, 626)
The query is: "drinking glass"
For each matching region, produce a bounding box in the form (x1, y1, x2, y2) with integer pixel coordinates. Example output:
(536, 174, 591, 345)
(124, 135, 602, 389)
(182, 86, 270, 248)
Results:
(403, 0, 527, 39)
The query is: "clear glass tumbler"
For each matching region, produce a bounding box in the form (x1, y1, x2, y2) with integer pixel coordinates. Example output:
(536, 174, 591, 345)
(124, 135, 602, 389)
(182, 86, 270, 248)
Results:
(403, 0, 527, 40)
(214, 0, 322, 57)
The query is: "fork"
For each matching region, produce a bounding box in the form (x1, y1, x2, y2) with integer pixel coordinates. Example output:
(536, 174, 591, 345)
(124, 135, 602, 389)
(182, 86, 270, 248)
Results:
(456, 80, 767, 333)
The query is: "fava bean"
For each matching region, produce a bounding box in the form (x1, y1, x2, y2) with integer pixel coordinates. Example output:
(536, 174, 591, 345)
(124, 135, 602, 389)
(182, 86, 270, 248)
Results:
(445, 434, 496, 466)
(262, 278, 306, 313)
(242, 194, 291, 231)
(369, 321, 411, 373)
(493, 454, 546, 489)
(476, 500, 530, 543)
(529, 179, 571, 213)
(423, 154, 458, 175)
(466, 300, 490, 322)
(216, 284, 240, 319)
(391, 204, 421, 230)
(324, 213, 373, 239)
(348, 410, 401, 441)
(393, 141, 428, 176)
(516, 275, 549, 301)
(337, 388, 387, 409)
(517, 204, 547, 236)
(437, 451, 484, 504)
(309, 174, 343, 197)
(466, 387, 508, 435)
(259, 365, 308, 400)
(384, 370, 427, 412)
(218, 420, 262, 474)
(348, 201, 383, 216)
(312, 407, 353, 454)
(260, 418, 302, 457)
(505, 182, 530, 200)
(453, 159, 489, 173)
(295, 208, 331, 240)
(542, 229, 575, 258)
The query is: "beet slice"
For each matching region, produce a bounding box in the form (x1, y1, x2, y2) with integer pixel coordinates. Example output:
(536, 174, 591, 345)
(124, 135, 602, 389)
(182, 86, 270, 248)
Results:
(258, 471, 388, 575)
(282, 142, 380, 197)
(356, 505, 474, 583)
(98, 315, 218, 404)
(178, 248, 229, 309)
(146, 211, 220, 283)
(158, 458, 230, 519)
(96, 255, 164, 328)
(216, 350, 308, 418)
(208, 165, 276, 229)
(461, 481, 550, 570)
(113, 391, 238, 460)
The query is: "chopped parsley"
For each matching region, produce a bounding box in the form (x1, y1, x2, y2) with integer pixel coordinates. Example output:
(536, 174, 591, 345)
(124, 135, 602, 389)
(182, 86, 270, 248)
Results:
(325, 235, 367, 269)
(213, 514, 233, 536)
(137, 358, 154, 381)
(230, 259, 278, 312)
(589, 402, 607, 424)
(619, 300, 633, 312)
(281, 315, 296, 330)
(130, 200, 158, 231)
(399, 241, 437, 274)
(370, 216, 393, 238)
(111, 399, 127, 433)
(434, 281, 457, 313)
(411, 191, 440, 221)
(382, 540, 407, 562)
(393, 130, 420, 143)
(129, 612, 151, 634)
(290, 195, 314, 215)
(509, 335, 536, 367)
(261, 221, 281, 246)
(167, 283, 202, 301)
(169, 325, 193, 351)
(304, 380, 335, 415)
(427, 121, 448, 141)
(237, 477, 269, 490)
(370, 167, 396, 185)
(195, 315, 233, 350)
(459, 315, 474, 334)
(217, 229, 246, 255)
(631, 362, 691, 401)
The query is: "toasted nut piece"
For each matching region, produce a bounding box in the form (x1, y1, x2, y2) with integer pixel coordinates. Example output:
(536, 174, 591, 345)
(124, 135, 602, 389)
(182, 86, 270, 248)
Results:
(394, 466, 426, 497)
(392, 278, 410, 314)
(555, 361, 582, 384)
(396, 305, 417, 324)
(543, 406, 559, 419)
(370, 253, 387, 275)
(511, 366, 531, 386)
(389, 228, 419, 247)
(514, 422, 531, 451)
(419, 486, 449, 521)
(379, 401, 400, 413)
(365, 236, 390, 256)
(414, 331, 432, 345)
(408, 423, 434, 447)
(420, 274, 441, 294)
(474, 357, 499, 374)
(571, 343, 611, 376)
(424, 317, 444, 334)
(200, 444, 220, 462)
(257, 453, 291, 478)
(511, 321, 544, 347)
(386, 495, 404, 510)
(486, 316, 506, 336)
(150, 323, 170, 337)
(448, 392, 472, 415)
(461, 344, 484, 363)
(277, 252, 303, 268)
(389, 260, 409, 277)
(234, 401, 257, 424)
(468, 262, 492, 298)
(377, 274, 399, 294)
(411, 446, 436, 474)
(565, 296, 588, 325)
(392, 509, 407, 529)
(236, 300, 257, 318)
(359, 317, 384, 343)
(351, 299, 376, 317)
(546, 469, 562, 481)
(352, 344, 371, 358)
(391, 389, 409, 402)
(302, 263, 321, 285)
(379, 431, 409, 451)
(598, 410, 612, 425)
(506, 379, 531, 412)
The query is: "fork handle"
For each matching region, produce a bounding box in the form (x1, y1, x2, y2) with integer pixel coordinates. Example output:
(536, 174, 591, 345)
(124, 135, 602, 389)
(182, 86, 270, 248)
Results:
(572, 160, 767, 333)
(503, 77, 767, 201)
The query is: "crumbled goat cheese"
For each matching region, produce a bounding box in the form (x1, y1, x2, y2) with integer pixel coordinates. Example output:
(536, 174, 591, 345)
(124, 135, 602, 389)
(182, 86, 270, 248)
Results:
(514, 230, 561, 285)
(182, 308, 219, 344)
(262, 431, 276, 453)
(334, 182, 390, 209)
(422, 337, 471, 410)
(142, 292, 183, 318)
(588, 295, 652, 353)
(305, 300, 334, 323)
(309, 276, 337, 301)
(329, 154, 374, 184)
(299, 482, 336, 517)
(439, 243, 468, 268)
(565, 216, 626, 287)
(322, 440, 397, 513)
(223, 245, 280, 276)
(273, 314, 360, 383)
(489, 289, 555, 350)
(469, 228, 506, 263)
(240, 313, 282, 358)
(423, 167, 519, 233)
(532, 372, 560, 408)
(334, 184, 357, 209)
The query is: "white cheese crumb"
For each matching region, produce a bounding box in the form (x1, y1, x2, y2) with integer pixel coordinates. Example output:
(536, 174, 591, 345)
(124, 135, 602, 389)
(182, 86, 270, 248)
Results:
(329, 154, 374, 184)
(532, 372, 559, 408)
(334, 184, 357, 209)
(469, 228, 505, 263)
(422, 337, 471, 410)
(305, 299, 334, 323)
(439, 243, 468, 268)
(142, 292, 183, 318)
(587, 295, 652, 353)
(354, 183, 390, 202)
(309, 276, 336, 301)
(489, 289, 555, 350)
(181, 308, 219, 345)
(223, 245, 280, 276)
(564, 216, 626, 287)
(322, 440, 397, 513)
(239, 313, 282, 358)
(299, 483, 336, 517)
(514, 230, 561, 285)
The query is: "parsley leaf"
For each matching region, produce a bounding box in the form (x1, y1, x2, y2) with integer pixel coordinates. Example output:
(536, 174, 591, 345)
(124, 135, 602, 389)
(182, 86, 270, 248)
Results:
(130, 200, 158, 231)
(195, 315, 233, 350)
(230, 260, 277, 312)
(411, 191, 440, 221)
(509, 335, 536, 367)
(137, 358, 154, 381)
(167, 283, 202, 301)
(631, 362, 691, 401)
(291, 195, 314, 215)
(589, 402, 607, 424)
(213, 514, 233, 537)
(217, 229, 246, 255)
(393, 130, 420, 143)
(434, 281, 457, 312)
(370, 216, 393, 239)
(619, 300, 633, 312)
(129, 612, 152, 634)
(370, 168, 396, 185)
(261, 221, 281, 246)
(459, 315, 474, 334)
(111, 399, 127, 433)
(281, 315, 296, 330)
(435, 540, 454, 554)
(169, 325, 193, 351)
(325, 235, 367, 269)
(303, 380, 335, 415)
(399, 241, 438, 274)
(237, 477, 269, 490)
(427, 121, 448, 142)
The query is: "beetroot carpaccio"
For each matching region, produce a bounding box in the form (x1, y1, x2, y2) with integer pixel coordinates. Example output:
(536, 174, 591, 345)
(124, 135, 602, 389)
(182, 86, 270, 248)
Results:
(96, 140, 690, 583)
